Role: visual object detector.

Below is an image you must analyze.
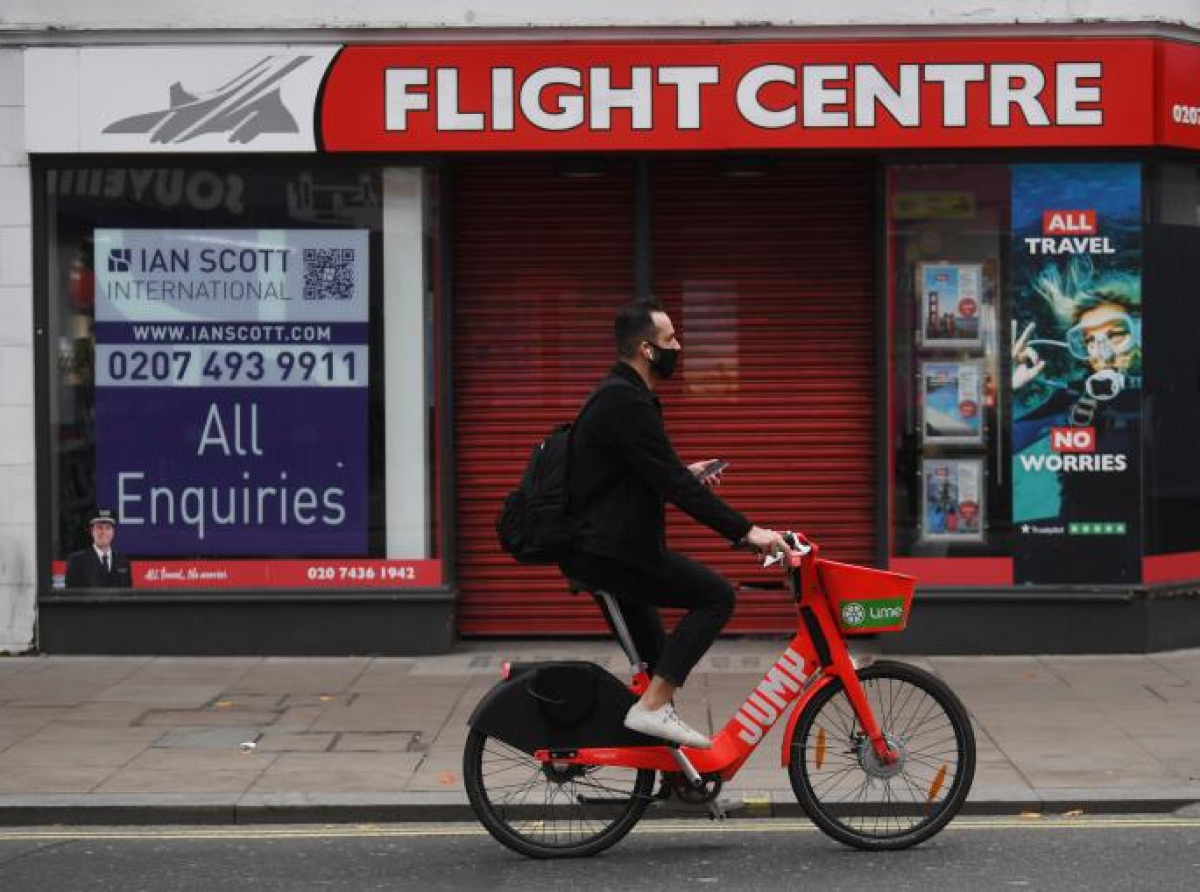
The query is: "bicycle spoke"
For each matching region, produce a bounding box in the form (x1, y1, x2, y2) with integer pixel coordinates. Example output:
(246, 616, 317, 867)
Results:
(902, 725, 958, 753)
(896, 766, 936, 808)
(905, 747, 960, 771)
(896, 693, 942, 742)
(903, 722, 956, 746)
(497, 766, 545, 804)
(826, 695, 860, 741)
(810, 762, 863, 799)
(885, 678, 921, 736)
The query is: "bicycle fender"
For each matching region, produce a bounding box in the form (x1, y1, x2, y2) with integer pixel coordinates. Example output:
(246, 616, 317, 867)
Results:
(779, 673, 838, 766)
(468, 661, 658, 754)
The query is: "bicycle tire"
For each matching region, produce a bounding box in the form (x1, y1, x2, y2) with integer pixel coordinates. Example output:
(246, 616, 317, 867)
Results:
(787, 660, 976, 850)
(463, 727, 655, 859)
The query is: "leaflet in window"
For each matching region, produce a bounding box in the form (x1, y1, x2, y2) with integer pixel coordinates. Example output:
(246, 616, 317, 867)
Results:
(920, 359, 985, 446)
(917, 261, 984, 351)
(920, 457, 986, 543)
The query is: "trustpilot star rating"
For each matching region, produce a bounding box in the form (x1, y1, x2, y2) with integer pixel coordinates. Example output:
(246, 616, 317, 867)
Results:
(1069, 522, 1128, 536)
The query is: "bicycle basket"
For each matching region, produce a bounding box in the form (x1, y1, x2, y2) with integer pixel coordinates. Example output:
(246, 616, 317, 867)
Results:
(816, 559, 917, 635)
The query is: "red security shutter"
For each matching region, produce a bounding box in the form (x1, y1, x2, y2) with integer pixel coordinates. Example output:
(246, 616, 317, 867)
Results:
(650, 158, 878, 630)
(453, 156, 876, 635)
(453, 159, 637, 634)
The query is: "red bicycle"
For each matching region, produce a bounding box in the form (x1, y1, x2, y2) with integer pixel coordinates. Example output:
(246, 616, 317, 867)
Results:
(464, 534, 976, 858)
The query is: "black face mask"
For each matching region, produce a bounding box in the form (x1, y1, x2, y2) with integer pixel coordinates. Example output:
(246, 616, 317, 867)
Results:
(648, 345, 680, 379)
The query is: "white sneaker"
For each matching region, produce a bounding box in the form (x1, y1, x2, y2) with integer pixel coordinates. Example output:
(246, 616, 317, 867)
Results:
(624, 702, 712, 749)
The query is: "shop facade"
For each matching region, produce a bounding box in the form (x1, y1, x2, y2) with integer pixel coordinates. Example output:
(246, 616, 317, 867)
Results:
(3, 7, 1200, 654)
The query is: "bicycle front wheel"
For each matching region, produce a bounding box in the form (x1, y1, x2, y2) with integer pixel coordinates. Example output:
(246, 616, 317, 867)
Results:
(787, 660, 976, 850)
(463, 728, 655, 859)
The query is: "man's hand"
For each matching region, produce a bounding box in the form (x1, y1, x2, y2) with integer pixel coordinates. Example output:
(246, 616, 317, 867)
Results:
(689, 459, 725, 488)
(744, 525, 795, 561)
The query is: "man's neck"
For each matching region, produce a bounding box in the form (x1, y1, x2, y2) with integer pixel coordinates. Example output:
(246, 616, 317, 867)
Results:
(620, 358, 656, 391)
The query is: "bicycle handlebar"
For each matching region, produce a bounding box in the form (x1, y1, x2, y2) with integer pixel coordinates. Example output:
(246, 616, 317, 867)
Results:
(761, 531, 814, 568)
(733, 531, 816, 597)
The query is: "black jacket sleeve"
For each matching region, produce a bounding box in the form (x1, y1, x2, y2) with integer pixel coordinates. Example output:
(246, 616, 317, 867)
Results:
(609, 396, 752, 543)
(65, 552, 87, 588)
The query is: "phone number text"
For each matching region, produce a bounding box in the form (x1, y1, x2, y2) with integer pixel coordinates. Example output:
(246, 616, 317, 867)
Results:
(306, 564, 418, 582)
(95, 345, 367, 388)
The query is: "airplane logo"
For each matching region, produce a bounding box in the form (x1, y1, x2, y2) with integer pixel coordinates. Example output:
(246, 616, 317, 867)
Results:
(103, 55, 312, 144)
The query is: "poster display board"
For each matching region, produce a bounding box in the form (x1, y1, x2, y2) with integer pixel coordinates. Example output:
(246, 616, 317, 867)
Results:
(917, 262, 983, 349)
(1009, 164, 1142, 584)
(79, 228, 436, 589)
(912, 258, 993, 546)
(921, 360, 985, 446)
(921, 458, 985, 542)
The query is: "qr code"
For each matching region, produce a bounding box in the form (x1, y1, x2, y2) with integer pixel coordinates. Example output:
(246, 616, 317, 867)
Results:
(302, 248, 356, 300)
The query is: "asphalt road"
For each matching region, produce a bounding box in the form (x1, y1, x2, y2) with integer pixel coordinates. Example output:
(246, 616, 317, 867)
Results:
(1, 815, 1199, 891)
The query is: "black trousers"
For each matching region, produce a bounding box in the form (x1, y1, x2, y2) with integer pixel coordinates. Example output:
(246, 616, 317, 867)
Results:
(559, 549, 736, 687)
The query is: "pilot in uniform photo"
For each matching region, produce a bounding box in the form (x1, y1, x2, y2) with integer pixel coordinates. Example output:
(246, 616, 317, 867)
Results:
(65, 509, 133, 588)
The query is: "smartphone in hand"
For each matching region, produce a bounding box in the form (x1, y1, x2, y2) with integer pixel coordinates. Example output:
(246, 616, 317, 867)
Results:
(697, 459, 729, 482)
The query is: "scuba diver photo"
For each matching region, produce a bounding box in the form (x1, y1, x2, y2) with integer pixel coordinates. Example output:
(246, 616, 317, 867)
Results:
(1009, 163, 1142, 583)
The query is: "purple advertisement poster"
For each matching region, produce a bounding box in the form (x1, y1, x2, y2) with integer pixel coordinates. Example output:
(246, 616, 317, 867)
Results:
(92, 229, 370, 556)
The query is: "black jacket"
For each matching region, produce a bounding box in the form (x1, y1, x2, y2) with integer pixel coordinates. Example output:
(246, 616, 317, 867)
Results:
(65, 548, 132, 588)
(567, 362, 752, 574)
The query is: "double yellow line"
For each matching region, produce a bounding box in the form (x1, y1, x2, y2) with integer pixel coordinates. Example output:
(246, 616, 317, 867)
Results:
(0, 815, 1197, 843)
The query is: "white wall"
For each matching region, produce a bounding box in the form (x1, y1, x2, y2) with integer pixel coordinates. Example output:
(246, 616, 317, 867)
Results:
(383, 169, 432, 560)
(0, 48, 35, 653)
(0, 0, 1196, 32)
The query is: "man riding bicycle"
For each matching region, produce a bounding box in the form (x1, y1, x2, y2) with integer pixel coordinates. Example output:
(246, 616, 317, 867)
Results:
(559, 298, 795, 750)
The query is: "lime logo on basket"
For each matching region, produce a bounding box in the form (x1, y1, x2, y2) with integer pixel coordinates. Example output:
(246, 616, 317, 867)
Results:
(841, 602, 867, 627)
(840, 598, 907, 630)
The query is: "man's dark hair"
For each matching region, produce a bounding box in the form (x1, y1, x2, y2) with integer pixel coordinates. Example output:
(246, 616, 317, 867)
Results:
(614, 298, 664, 359)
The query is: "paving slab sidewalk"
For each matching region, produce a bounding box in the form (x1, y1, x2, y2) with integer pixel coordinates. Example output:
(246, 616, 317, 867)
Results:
(1, 641, 1199, 825)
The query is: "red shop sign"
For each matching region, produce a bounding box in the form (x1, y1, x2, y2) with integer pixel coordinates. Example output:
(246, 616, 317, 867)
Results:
(1159, 39, 1200, 151)
(319, 39, 1162, 152)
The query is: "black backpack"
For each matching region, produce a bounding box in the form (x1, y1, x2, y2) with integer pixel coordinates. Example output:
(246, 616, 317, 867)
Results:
(495, 380, 623, 565)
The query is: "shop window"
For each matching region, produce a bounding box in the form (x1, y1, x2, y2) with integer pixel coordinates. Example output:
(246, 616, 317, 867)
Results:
(1153, 163, 1200, 227)
(887, 164, 1008, 561)
(888, 163, 1145, 585)
(41, 162, 444, 593)
(1145, 162, 1200, 554)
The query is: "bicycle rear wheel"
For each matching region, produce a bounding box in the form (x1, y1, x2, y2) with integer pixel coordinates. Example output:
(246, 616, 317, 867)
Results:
(463, 728, 655, 859)
(787, 660, 975, 850)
